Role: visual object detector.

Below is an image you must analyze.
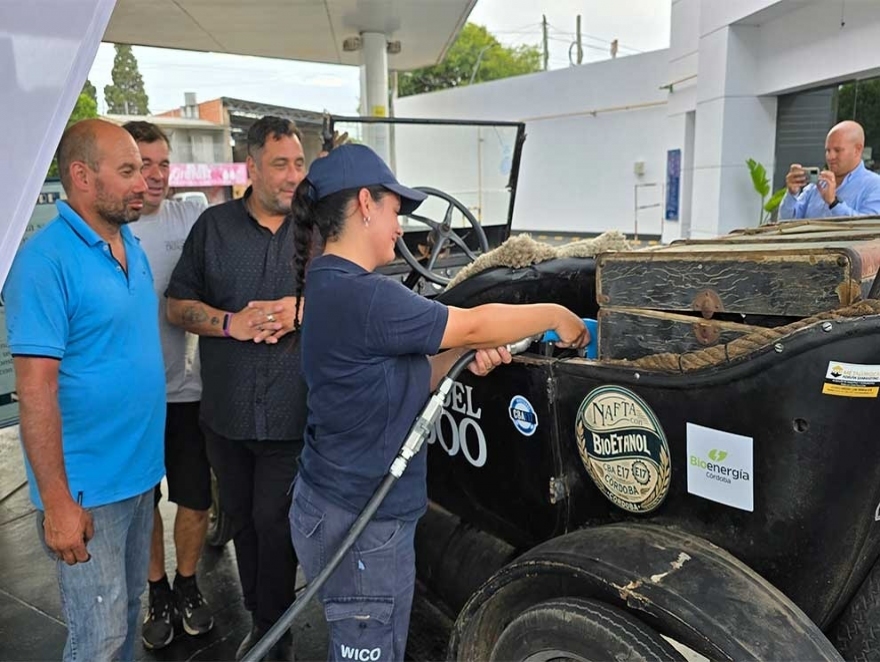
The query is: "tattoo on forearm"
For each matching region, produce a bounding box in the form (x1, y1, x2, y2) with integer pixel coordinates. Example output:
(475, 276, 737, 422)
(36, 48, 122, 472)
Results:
(183, 306, 209, 325)
(210, 316, 220, 326)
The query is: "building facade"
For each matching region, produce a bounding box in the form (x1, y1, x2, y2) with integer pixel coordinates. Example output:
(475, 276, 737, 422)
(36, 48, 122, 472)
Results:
(665, 0, 880, 241)
(105, 111, 238, 204)
(398, 0, 880, 242)
(159, 95, 327, 167)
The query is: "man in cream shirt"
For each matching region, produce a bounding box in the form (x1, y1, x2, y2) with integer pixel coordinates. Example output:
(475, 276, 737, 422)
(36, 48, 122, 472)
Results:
(124, 121, 213, 650)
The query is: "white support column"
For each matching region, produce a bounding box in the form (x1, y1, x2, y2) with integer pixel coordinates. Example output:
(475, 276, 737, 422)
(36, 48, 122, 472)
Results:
(691, 24, 777, 237)
(360, 32, 390, 162)
(663, 0, 700, 243)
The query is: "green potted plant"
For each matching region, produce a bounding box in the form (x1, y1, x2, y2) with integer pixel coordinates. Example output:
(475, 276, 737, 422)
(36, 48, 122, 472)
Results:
(746, 158, 788, 225)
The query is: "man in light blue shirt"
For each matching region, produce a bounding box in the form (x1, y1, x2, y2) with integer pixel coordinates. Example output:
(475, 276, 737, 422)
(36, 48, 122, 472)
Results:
(779, 120, 880, 220)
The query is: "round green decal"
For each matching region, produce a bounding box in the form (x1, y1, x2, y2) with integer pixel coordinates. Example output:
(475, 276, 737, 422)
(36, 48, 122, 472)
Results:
(575, 386, 671, 513)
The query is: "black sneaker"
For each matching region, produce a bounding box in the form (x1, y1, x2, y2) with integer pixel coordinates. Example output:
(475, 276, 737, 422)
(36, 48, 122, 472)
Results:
(173, 572, 214, 636)
(267, 630, 295, 662)
(234, 622, 294, 662)
(142, 577, 176, 650)
(234, 621, 265, 661)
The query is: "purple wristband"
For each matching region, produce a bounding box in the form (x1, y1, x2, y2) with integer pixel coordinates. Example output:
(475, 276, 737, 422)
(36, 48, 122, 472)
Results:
(222, 313, 232, 337)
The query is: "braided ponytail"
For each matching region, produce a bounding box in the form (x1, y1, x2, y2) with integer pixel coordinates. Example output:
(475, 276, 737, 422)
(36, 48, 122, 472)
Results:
(291, 179, 317, 332)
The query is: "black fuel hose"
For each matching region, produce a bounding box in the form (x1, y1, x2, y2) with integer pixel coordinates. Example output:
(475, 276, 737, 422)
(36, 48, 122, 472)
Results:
(445, 347, 481, 381)
(242, 348, 478, 662)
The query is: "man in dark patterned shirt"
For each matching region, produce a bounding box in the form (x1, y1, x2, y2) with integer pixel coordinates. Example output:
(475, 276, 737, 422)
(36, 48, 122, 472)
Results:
(166, 116, 306, 661)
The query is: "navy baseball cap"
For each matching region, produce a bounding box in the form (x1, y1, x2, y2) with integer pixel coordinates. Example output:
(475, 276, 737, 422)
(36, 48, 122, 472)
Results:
(307, 144, 427, 215)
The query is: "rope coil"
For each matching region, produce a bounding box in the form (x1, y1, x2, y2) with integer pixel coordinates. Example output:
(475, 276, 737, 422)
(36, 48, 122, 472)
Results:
(613, 299, 880, 373)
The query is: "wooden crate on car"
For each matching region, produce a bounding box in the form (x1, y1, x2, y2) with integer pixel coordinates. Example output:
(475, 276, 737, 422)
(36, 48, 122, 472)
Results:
(594, 219, 880, 361)
(597, 307, 766, 361)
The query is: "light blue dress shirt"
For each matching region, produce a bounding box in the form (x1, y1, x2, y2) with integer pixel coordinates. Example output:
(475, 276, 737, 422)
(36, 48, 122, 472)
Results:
(779, 161, 880, 220)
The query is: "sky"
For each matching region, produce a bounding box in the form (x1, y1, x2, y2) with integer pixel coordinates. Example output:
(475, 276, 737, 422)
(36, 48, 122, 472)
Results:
(87, 0, 671, 116)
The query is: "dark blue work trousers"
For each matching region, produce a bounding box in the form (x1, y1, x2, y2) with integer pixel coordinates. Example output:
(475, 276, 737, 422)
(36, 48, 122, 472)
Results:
(290, 479, 417, 662)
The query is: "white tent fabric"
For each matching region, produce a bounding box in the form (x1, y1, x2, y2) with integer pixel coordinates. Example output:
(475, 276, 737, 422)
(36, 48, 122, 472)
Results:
(0, 0, 116, 288)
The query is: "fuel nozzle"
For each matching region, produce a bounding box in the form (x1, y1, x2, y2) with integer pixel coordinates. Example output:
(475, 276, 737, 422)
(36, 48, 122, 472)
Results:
(505, 336, 536, 355)
(505, 318, 598, 358)
(540, 318, 597, 358)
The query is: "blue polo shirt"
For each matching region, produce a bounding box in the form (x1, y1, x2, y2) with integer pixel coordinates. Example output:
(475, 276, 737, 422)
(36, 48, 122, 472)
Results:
(299, 255, 448, 521)
(2, 202, 165, 510)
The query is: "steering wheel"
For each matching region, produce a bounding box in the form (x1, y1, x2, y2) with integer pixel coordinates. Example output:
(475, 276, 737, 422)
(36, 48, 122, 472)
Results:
(396, 186, 490, 286)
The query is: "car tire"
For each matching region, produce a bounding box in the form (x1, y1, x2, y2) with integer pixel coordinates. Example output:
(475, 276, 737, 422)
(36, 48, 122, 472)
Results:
(489, 596, 685, 662)
(832, 558, 880, 660)
(205, 470, 233, 548)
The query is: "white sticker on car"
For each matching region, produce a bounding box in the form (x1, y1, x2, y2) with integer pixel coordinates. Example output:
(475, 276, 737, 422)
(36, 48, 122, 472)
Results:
(823, 361, 880, 398)
(686, 423, 753, 512)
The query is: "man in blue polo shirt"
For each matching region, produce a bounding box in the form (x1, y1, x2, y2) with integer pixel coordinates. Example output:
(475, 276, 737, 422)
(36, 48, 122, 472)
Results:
(2, 119, 165, 662)
(780, 120, 880, 219)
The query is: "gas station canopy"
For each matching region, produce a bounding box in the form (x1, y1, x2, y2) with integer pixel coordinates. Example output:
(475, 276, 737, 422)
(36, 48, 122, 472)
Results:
(104, 0, 478, 69)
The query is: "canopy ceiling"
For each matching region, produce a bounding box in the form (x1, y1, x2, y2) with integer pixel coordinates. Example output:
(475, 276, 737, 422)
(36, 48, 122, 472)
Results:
(104, 0, 477, 70)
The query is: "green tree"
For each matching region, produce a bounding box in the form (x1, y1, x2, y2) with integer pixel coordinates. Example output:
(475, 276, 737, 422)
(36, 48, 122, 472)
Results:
(398, 23, 541, 97)
(82, 78, 97, 104)
(47, 92, 99, 178)
(104, 44, 149, 114)
(838, 79, 880, 158)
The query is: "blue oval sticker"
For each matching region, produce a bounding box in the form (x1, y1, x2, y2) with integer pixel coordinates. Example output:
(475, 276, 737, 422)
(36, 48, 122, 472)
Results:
(509, 395, 538, 436)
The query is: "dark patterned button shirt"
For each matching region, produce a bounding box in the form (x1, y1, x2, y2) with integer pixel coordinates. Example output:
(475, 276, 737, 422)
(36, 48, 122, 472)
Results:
(167, 189, 307, 441)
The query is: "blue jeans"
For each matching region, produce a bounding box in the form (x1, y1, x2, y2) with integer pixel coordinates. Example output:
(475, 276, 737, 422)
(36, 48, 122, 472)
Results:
(37, 488, 154, 662)
(290, 480, 418, 662)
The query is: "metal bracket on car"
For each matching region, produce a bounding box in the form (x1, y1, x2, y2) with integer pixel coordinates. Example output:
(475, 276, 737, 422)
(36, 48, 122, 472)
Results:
(550, 476, 568, 504)
(692, 321, 720, 345)
(692, 289, 723, 320)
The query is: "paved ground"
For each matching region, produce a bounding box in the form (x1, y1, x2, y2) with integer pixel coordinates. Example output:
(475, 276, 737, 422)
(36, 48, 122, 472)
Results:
(0, 427, 452, 661)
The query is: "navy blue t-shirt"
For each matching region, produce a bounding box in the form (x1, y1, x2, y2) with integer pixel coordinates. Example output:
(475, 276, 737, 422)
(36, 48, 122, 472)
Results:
(299, 254, 448, 520)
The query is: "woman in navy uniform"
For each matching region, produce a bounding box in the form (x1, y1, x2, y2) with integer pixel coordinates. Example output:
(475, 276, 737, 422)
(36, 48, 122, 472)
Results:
(289, 144, 588, 662)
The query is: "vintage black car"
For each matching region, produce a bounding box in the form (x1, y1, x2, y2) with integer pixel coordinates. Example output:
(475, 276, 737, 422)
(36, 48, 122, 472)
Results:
(218, 116, 880, 661)
(424, 218, 880, 662)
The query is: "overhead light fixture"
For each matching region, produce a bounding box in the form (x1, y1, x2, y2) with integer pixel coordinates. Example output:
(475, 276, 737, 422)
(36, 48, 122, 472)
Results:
(342, 36, 362, 52)
(387, 40, 401, 55)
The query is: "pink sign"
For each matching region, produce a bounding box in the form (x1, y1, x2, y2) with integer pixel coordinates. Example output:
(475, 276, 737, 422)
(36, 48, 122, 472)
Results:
(169, 163, 248, 187)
